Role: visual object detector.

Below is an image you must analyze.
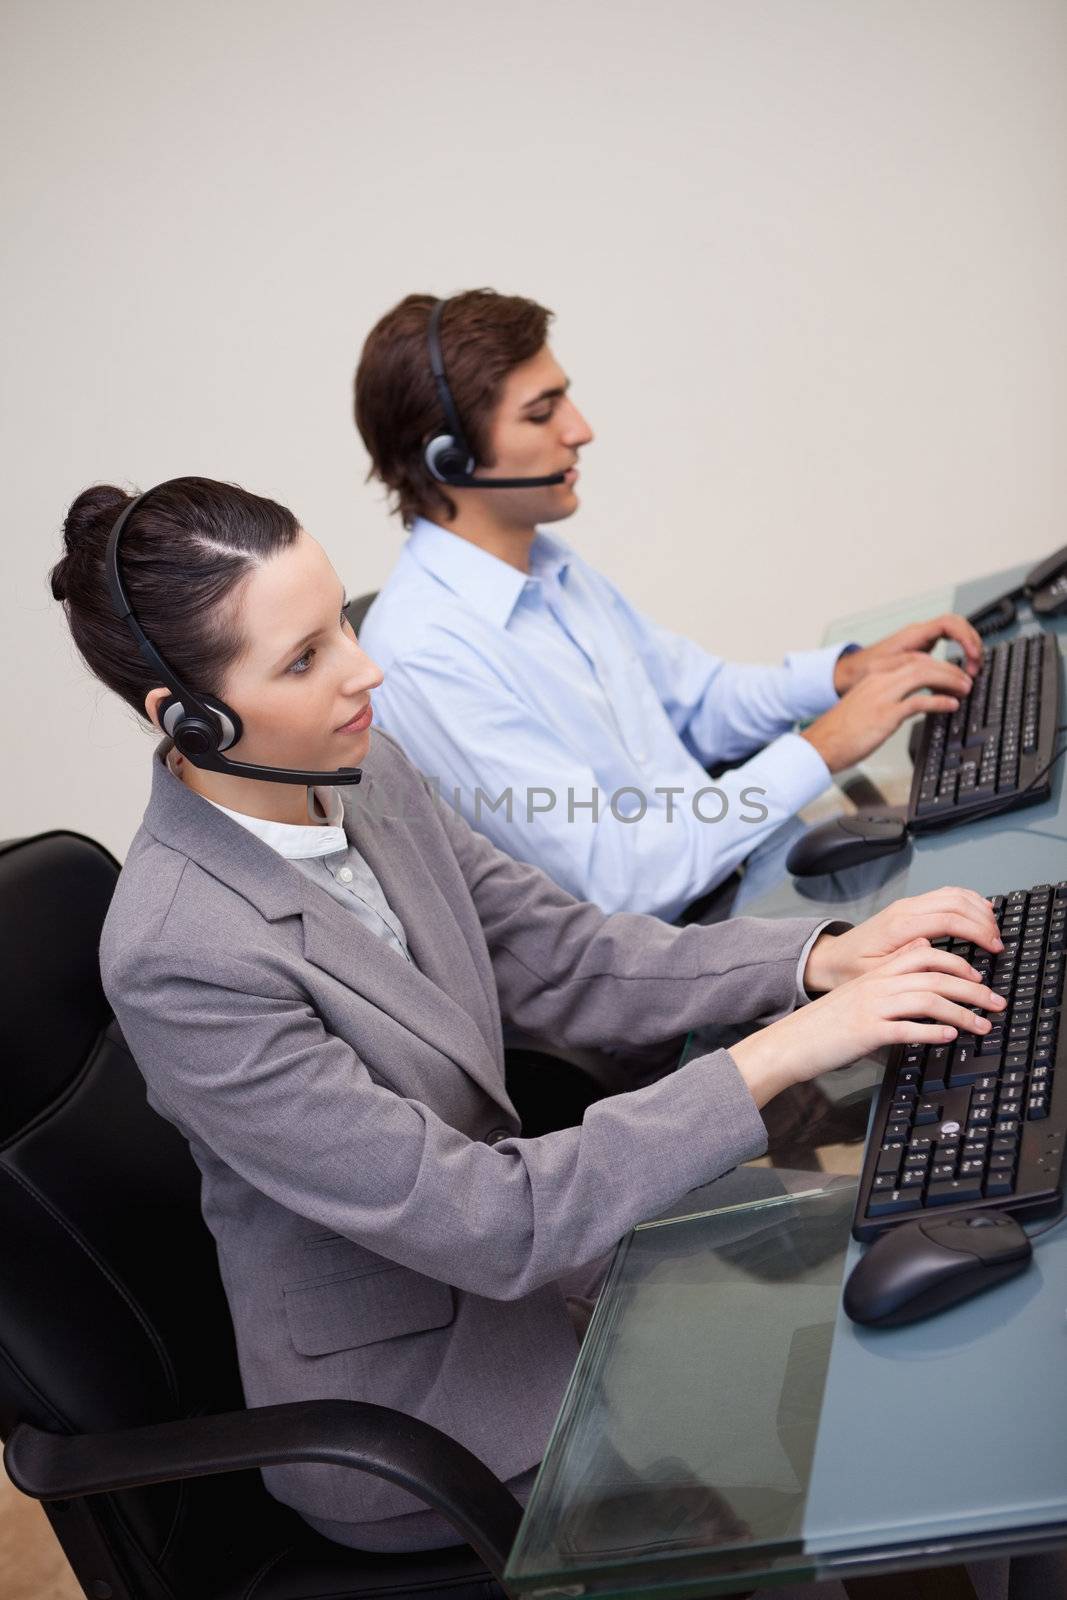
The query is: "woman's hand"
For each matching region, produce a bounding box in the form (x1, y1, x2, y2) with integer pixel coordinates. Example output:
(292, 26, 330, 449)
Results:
(731, 943, 1007, 1108)
(804, 887, 1003, 994)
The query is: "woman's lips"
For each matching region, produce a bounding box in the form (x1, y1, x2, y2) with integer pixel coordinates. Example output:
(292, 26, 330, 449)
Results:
(336, 703, 373, 735)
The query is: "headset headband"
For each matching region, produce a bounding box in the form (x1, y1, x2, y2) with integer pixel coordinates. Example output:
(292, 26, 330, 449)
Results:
(104, 481, 362, 787)
(423, 299, 568, 491)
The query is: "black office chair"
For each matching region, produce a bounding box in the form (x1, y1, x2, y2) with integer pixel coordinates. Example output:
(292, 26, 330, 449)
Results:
(0, 831, 520, 1600)
(344, 592, 379, 637)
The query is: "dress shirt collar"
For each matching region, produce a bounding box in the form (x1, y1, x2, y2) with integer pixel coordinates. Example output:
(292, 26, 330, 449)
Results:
(407, 516, 572, 629)
(166, 748, 347, 860)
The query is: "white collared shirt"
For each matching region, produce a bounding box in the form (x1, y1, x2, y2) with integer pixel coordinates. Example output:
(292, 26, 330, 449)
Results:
(178, 760, 411, 963)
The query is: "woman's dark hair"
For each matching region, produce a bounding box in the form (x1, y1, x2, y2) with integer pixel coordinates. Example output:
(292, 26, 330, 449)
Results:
(354, 288, 553, 527)
(50, 476, 301, 721)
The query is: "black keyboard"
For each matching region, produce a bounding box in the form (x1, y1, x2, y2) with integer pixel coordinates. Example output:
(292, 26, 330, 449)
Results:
(853, 882, 1067, 1241)
(907, 632, 1060, 829)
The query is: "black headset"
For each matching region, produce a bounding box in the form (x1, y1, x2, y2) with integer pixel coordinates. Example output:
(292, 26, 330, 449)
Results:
(422, 298, 568, 490)
(104, 481, 362, 787)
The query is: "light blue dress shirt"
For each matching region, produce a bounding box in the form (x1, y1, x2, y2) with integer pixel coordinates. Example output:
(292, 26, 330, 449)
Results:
(360, 518, 849, 920)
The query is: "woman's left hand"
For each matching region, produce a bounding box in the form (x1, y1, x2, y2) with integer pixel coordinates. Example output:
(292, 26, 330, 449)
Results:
(803, 887, 1004, 994)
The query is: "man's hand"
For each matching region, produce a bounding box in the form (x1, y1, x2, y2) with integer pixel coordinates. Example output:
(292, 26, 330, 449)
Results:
(802, 655, 973, 772)
(803, 888, 1003, 993)
(833, 613, 983, 695)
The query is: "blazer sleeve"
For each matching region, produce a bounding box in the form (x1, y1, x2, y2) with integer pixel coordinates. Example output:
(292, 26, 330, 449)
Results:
(423, 772, 828, 1051)
(108, 944, 769, 1303)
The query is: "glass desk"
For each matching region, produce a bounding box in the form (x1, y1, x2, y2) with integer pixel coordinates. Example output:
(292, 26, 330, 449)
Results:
(506, 564, 1067, 1598)
(506, 1166, 1067, 1599)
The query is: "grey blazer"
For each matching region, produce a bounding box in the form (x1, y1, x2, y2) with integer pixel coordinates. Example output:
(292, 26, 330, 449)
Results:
(100, 733, 825, 1532)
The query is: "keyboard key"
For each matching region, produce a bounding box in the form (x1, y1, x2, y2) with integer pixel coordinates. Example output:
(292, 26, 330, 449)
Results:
(923, 1046, 951, 1090)
(947, 1044, 979, 1086)
(867, 1189, 923, 1217)
(926, 1178, 984, 1205)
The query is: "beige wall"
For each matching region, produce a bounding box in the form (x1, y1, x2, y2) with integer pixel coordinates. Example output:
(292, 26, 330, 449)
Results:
(3, 0, 1066, 860)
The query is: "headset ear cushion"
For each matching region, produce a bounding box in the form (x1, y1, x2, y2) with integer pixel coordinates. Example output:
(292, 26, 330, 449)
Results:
(159, 696, 186, 738)
(205, 699, 241, 750)
(425, 434, 474, 483)
(160, 694, 241, 753)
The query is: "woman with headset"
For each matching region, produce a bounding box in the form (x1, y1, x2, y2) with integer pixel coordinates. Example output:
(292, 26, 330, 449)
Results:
(51, 476, 1005, 1555)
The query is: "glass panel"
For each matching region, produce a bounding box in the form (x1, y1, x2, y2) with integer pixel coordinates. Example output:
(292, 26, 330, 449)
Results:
(507, 1178, 855, 1595)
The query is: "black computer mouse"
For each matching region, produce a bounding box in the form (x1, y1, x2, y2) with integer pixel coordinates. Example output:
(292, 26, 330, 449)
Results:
(786, 811, 909, 878)
(843, 1212, 1032, 1328)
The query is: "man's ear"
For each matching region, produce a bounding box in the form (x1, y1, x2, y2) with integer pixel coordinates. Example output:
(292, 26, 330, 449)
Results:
(143, 686, 171, 731)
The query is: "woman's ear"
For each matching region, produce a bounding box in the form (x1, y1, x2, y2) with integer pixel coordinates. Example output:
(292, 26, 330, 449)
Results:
(144, 686, 171, 732)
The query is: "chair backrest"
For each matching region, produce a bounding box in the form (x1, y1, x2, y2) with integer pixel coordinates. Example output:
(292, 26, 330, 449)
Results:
(0, 831, 246, 1564)
(344, 591, 379, 637)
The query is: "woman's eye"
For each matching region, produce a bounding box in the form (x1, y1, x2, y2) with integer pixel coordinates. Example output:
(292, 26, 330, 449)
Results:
(288, 648, 315, 675)
(528, 411, 552, 425)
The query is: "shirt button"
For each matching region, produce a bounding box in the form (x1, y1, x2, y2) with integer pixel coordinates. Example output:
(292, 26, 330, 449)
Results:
(485, 1128, 510, 1146)
(336, 866, 354, 884)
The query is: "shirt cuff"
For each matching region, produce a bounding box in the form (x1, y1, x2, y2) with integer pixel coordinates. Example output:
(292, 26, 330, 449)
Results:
(782, 642, 858, 720)
(794, 917, 855, 1006)
(742, 729, 833, 820)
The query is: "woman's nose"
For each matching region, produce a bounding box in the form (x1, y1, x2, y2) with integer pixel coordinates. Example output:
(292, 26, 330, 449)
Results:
(343, 637, 384, 691)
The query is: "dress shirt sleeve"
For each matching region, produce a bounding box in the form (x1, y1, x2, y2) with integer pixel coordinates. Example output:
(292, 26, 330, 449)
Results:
(372, 651, 832, 918)
(596, 576, 850, 766)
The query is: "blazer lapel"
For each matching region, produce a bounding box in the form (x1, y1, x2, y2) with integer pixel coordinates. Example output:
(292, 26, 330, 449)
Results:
(328, 771, 510, 1107)
(299, 887, 511, 1114)
(143, 747, 513, 1116)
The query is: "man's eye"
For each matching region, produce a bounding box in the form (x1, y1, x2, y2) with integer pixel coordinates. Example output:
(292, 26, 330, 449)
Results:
(289, 648, 315, 675)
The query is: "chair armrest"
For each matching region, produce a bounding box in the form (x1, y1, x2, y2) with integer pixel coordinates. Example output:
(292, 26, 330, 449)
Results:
(5, 1399, 523, 1578)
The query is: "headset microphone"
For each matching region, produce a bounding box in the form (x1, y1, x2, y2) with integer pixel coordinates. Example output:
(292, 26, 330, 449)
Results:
(423, 299, 569, 490)
(105, 482, 362, 787)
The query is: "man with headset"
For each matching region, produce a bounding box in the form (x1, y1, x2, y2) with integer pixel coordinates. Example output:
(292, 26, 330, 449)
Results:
(353, 289, 982, 920)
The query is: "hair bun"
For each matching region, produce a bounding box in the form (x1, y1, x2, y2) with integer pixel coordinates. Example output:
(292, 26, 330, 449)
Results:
(50, 484, 131, 601)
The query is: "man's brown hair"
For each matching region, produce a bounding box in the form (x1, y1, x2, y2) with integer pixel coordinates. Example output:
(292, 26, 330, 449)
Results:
(354, 288, 553, 526)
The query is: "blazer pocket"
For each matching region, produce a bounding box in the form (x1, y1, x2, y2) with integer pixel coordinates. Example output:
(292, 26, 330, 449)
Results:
(283, 1265, 455, 1357)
